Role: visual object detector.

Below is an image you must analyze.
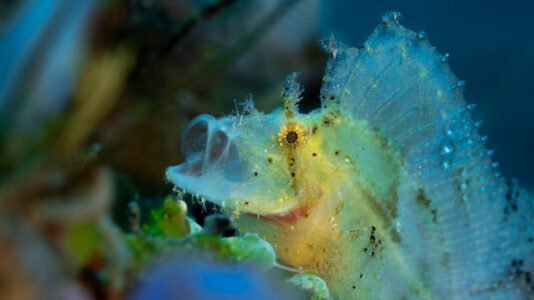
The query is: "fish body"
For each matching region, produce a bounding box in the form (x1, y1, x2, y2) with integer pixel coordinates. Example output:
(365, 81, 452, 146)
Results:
(167, 12, 534, 299)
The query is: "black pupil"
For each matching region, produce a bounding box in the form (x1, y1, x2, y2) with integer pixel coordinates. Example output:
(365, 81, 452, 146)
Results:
(285, 131, 298, 144)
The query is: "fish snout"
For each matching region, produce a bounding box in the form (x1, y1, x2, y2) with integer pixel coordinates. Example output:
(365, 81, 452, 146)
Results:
(169, 115, 245, 184)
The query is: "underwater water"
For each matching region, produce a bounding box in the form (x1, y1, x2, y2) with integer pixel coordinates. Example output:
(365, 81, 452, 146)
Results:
(0, 0, 533, 299)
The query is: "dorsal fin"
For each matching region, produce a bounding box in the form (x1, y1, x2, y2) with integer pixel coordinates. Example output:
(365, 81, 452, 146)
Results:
(320, 12, 534, 297)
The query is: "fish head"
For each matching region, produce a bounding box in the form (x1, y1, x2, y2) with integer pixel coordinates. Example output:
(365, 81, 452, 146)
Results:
(166, 103, 322, 217)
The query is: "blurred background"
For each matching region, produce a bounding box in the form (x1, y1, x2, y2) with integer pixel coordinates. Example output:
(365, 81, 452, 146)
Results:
(0, 0, 532, 299)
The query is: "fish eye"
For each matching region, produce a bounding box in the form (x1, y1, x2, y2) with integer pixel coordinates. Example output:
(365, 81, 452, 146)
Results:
(285, 131, 299, 144)
(278, 123, 306, 147)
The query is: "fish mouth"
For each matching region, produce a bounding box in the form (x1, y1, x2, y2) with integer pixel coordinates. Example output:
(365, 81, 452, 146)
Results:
(245, 202, 311, 225)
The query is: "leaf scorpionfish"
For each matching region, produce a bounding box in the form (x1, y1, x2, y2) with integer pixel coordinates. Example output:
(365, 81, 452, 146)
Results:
(167, 12, 534, 299)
